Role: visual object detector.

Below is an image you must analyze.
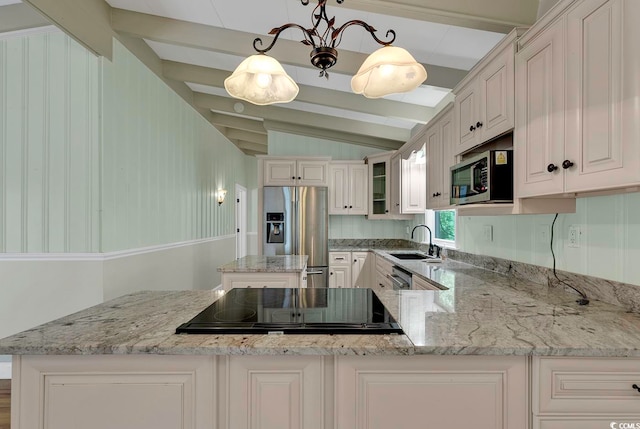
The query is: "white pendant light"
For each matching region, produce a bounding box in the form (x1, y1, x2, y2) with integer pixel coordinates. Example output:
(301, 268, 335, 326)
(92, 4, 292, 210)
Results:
(224, 54, 299, 106)
(351, 46, 427, 98)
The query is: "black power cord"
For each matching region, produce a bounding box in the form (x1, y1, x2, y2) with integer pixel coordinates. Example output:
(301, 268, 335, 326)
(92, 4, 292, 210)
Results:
(550, 213, 589, 305)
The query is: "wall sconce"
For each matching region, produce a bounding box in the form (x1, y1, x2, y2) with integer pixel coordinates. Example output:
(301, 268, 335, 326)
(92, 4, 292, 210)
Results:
(217, 189, 227, 206)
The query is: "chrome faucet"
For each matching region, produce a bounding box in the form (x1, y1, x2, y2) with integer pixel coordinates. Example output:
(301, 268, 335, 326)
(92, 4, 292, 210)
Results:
(411, 224, 440, 257)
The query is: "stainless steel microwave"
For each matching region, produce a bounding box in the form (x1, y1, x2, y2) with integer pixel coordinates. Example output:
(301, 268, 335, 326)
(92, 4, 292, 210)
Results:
(450, 150, 513, 205)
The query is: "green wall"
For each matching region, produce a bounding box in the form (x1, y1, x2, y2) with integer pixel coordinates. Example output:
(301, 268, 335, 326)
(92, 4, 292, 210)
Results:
(0, 31, 252, 254)
(0, 31, 100, 253)
(101, 40, 249, 252)
(457, 193, 640, 286)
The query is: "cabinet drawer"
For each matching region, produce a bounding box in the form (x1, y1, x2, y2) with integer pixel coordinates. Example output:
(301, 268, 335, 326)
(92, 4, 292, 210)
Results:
(412, 275, 440, 290)
(534, 417, 640, 429)
(534, 357, 640, 414)
(330, 252, 351, 266)
(375, 255, 393, 274)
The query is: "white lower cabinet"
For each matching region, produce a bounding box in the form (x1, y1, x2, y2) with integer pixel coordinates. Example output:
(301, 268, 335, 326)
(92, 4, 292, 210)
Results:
(351, 251, 370, 288)
(336, 355, 528, 429)
(532, 356, 640, 428)
(222, 272, 303, 291)
(224, 356, 325, 429)
(13, 354, 640, 429)
(374, 254, 393, 292)
(329, 251, 371, 288)
(13, 355, 214, 429)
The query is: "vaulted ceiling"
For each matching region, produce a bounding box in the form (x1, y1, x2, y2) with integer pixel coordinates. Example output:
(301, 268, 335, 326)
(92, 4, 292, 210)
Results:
(1, 0, 540, 155)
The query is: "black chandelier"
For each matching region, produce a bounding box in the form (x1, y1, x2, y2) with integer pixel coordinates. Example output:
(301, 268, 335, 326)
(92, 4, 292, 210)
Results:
(254, 0, 396, 78)
(224, 0, 427, 105)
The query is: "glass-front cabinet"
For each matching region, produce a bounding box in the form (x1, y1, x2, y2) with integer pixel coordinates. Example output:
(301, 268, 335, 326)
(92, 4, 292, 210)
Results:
(371, 159, 388, 216)
(366, 152, 412, 220)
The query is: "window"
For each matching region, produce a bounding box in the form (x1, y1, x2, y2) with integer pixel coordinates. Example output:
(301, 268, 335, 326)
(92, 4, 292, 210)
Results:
(425, 209, 456, 247)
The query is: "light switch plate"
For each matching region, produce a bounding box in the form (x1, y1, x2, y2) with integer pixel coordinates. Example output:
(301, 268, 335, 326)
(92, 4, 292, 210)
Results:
(483, 224, 493, 242)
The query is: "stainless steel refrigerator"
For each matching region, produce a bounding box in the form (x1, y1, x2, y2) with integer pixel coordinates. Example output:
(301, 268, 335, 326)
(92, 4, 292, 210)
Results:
(263, 186, 328, 288)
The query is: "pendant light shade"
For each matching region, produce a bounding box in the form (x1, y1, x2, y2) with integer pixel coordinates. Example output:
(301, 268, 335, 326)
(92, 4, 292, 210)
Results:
(351, 46, 427, 98)
(224, 54, 299, 106)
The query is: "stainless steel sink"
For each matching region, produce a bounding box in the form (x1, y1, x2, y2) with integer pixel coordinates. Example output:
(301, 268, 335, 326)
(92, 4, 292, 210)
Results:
(388, 252, 442, 262)
(388, 252, 430, 260)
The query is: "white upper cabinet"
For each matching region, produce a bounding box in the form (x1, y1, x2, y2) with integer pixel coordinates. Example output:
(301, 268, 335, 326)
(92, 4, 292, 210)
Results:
(366, 152, 411, 220)
(328, 162, 368, 215)
(564, 0, 640, 193)
(453, 29, 520, 155)
(401, 151, 426, 214)
(516, 0, 640, 198)
(262, 158, 329, 187)
(515, 17, 566, 198)
(426, 103, 455, 209)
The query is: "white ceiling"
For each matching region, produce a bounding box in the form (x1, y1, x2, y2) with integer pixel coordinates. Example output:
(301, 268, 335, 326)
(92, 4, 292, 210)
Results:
(104, 0, 506, 145)
(3, 0, 524, 154)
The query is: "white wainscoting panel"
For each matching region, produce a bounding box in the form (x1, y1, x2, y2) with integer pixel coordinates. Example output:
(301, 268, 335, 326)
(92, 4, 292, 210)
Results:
(0, 258, 103, 340)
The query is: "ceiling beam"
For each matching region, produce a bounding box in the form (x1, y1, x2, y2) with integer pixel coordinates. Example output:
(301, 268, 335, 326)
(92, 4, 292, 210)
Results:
(207, 113, 266, 134)
(263, 120, 402, 151)
(23, 0, 114, 58)
(194, 92, 409, 142)
(226, 129, 268, 146)
(163, 61, 435, 123)
(0, 4, 51, 34)
(236, 141, 268, 154)
(337, 0, 538, 33)
(111, 8, 468, 89)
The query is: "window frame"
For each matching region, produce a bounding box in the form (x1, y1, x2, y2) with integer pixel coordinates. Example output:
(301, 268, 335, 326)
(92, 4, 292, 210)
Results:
(425, 209, 457, 249)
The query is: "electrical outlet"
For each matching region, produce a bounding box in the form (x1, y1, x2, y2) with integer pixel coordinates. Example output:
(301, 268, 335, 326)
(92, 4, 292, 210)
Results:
(568, 225, 580, 248)
(483, 225, 493, 242)
(538, 225, 550, 244)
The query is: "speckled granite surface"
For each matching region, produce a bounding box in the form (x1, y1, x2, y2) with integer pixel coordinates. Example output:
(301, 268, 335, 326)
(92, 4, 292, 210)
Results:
(1, 255, 640, 357)
(0, 290, 412, 356)
(218, 255, 308, 273)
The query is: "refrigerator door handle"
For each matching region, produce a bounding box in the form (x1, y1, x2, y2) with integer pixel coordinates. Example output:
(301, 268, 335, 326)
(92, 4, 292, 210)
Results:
(292, 188, 298, 255)
(306, 270, 324, 275)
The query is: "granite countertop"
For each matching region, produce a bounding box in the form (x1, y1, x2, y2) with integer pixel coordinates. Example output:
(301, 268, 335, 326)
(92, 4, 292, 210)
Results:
(1, 252, 640, 357)
(218, 255, 308, 273)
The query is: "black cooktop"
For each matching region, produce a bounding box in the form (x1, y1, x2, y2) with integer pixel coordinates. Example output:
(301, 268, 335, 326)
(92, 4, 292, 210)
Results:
(175, 288, 403, 335)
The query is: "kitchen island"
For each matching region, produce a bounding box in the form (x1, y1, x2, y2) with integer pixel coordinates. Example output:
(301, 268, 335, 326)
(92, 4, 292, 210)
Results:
(2, 258, 640, 429)
(217, 254, 308, 291)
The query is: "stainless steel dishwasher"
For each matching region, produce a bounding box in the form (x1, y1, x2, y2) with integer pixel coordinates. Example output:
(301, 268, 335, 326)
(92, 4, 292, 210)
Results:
(389, 266, 412, 290)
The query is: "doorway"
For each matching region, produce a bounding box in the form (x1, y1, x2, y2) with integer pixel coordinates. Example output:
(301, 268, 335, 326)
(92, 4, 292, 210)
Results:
(235, 184, 247, 259)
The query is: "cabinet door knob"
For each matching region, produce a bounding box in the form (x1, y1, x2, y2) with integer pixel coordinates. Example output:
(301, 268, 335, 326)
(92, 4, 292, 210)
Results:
(291, 176, 296, 180)
(435, 192, 441, 197)
(547, 163, 558, 172)
(297, 176, 301, 180)
(395, 203, 400, 206)
(330, 272, 333, 275)
(344, 205, 348, 209)
(385, 209, 389, 213)
(633, 384, 640, 392)
(562, 160, 574, 169)
(349, 205, 352, 209)
(469, 125, 476, 132)
(476, 121, 483, 128)
(354, 259, 357, 263)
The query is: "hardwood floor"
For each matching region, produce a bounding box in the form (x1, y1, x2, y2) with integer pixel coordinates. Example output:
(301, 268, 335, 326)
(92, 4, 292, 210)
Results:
(0, 379, 10, 429)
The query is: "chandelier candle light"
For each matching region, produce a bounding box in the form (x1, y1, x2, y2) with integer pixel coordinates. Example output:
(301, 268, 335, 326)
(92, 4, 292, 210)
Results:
(224, 0, 427, 105)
